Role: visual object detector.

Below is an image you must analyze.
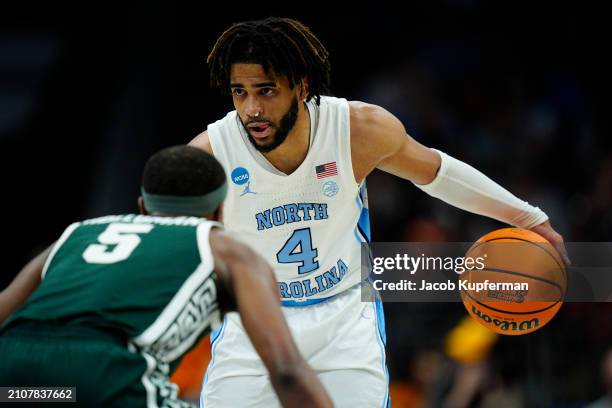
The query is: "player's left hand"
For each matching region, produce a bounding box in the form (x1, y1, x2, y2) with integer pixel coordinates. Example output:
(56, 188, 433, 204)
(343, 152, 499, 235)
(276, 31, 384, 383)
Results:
(530, 220, 571, 267)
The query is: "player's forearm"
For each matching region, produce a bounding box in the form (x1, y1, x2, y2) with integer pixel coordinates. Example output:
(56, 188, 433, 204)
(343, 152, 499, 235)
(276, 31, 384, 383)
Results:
(269, 359, 334, 408)
(0, 281, 37, 324)
(0, 246, 50, 325)
(0, 290, 16, 324)
(230, 254, 332, 407)
(414, 149, 548, 229)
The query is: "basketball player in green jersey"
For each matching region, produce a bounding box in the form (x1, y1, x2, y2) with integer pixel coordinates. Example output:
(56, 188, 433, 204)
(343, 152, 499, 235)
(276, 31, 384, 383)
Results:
(0, 146, 333, 408)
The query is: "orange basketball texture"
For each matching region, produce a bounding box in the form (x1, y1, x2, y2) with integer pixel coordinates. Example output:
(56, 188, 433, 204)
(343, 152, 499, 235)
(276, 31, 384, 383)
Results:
(460, 228, 567, 335)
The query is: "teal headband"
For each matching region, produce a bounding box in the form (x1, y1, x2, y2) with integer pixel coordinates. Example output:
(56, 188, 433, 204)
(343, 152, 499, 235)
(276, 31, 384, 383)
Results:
(141, 182, 227, 216)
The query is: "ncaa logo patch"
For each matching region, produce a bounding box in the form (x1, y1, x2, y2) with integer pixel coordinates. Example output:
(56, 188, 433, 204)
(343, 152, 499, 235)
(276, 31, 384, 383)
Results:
(231, 167, 250, 185)
(322, 181, 339, 197)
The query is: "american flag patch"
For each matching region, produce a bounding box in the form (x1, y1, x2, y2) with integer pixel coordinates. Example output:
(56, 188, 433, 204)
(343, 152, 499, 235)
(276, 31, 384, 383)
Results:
(315, 162, 338, 179)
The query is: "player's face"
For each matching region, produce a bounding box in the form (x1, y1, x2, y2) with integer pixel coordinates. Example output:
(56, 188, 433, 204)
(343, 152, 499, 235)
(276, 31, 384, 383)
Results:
(230, 63, 300, 153)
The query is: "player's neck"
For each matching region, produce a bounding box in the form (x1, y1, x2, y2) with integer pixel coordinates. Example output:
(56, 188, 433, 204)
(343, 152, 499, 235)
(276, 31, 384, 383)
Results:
(263, 102, 311, 175)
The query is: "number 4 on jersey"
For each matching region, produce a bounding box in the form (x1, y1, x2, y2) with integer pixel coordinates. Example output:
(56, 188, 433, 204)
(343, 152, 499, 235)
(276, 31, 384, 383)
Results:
(276, 228, 319, 274)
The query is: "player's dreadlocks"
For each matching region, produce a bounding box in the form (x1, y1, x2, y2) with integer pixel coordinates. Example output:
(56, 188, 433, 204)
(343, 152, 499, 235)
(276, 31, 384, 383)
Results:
(207, 17, 331, 105)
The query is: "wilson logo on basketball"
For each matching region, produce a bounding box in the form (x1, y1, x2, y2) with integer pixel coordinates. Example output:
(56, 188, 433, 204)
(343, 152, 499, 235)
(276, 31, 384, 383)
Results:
(471, 305, 540, 332)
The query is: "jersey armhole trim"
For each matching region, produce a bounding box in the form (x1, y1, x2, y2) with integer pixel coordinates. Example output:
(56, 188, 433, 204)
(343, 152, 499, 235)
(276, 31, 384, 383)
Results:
(196, 221, 223, 265)
(41, 222, 81, 279)
(207, 122, 223, 160)
(341, 99, 360, 187)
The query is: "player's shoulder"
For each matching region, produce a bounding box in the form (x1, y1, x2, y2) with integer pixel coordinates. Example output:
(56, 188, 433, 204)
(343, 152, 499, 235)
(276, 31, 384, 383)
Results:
(189, 130, 213, 154)
(349, 100, 397, 126)
(189, 110, 239, 155)
(348, 100, 405, 141)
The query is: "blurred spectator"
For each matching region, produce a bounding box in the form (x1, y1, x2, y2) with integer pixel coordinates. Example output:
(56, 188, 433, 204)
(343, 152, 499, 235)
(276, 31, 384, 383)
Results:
(587, 349, 612, 408)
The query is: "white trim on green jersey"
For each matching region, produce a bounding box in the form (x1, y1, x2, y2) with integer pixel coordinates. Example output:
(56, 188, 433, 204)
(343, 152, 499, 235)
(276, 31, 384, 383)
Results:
(132, 221, 221, 362)
(41, 222, 81, 279)
(196, 221, 222, 264)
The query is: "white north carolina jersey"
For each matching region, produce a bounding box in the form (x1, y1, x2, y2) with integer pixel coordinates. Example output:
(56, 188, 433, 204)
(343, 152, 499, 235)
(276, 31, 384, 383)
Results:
(208, 96, 370, 305)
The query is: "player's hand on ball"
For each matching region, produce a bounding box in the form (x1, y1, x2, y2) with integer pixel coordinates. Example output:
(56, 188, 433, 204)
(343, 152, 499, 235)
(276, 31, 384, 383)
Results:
(530, 220, 571, 266)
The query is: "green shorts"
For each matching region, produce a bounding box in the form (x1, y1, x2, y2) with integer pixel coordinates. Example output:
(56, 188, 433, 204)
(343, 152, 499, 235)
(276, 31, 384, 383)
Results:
(0, 321, 194, 408)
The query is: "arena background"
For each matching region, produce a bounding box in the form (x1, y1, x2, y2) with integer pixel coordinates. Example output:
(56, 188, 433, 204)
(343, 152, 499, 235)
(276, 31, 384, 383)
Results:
(2, 2, 611, 407)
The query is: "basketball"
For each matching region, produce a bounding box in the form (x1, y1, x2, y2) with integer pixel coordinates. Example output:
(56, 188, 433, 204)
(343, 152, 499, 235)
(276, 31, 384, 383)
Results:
(460, 228, 567, 335)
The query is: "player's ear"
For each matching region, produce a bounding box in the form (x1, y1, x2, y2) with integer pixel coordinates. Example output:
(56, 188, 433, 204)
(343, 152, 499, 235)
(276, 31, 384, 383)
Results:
(138, 197, 148, 215)
(212, 204, 223, 222)
(298, 77, 309, 101)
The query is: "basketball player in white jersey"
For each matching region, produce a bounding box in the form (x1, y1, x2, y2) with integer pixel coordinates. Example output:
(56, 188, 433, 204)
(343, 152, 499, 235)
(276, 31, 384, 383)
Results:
(191, 17, 569, 407)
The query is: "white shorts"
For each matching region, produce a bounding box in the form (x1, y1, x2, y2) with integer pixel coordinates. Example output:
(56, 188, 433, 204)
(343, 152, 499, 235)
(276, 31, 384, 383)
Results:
(200, 285, 389, 408)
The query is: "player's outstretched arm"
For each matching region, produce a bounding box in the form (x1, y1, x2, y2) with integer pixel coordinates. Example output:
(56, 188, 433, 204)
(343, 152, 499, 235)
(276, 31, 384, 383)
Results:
(0, 244, 53, 324)
(209, 229, 333, 408)
(349, 101, 569, 265)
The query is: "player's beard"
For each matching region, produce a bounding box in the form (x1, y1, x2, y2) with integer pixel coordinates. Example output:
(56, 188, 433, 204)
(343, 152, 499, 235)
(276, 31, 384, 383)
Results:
(242, 96, 299, 153)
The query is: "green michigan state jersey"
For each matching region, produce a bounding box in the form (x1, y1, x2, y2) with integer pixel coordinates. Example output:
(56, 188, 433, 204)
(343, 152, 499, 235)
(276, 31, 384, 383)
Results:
(8, 214, 222, 363)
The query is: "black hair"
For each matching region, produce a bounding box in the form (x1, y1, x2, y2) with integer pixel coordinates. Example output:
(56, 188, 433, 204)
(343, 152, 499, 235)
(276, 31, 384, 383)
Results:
(207, 17, 331, 104)
(142, 145, 225, 196)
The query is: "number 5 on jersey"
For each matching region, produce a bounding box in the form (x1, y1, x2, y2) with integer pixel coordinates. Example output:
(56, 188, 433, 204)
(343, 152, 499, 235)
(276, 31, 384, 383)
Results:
(83, 223, 154, 264)
(276, 228, 319, 274)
